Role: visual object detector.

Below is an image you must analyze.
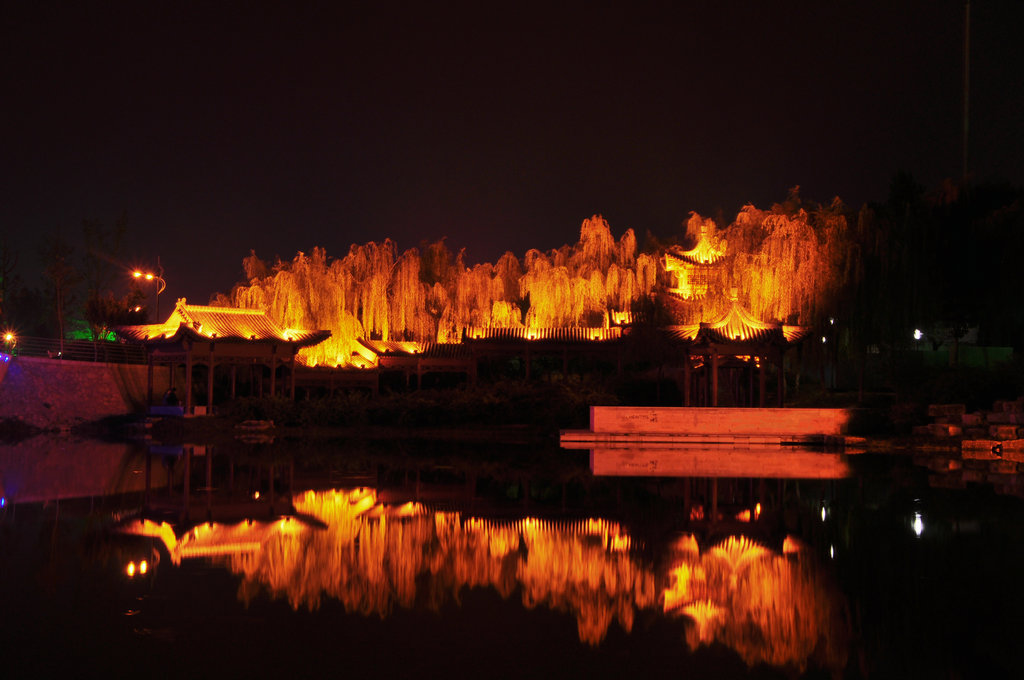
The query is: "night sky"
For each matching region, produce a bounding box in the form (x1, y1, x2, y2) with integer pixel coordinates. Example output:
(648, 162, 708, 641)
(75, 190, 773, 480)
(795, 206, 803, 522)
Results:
(3, 1, 1022, 305)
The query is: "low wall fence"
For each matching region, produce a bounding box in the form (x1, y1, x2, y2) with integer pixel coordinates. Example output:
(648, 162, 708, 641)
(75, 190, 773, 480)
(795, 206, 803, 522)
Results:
(4, 336, 146, 365)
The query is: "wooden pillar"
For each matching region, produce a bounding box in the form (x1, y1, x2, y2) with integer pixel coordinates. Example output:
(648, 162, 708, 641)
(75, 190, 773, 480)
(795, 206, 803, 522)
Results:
(182, 448, 191, 522)
(144, 449, 152, 507)
(206, 342, 215, 413)
(184, 343, 194, 414)
(747, 360, 754, 407)
(205, 447, 213, 517)
(289, 347, 297, 399)
(758, 356, 767, 408)
(711, 346, 719, 407)
(711, 478, 718, 525)
(269, 345, 278, 398)
(268, 463, 275, 508)
(776, 349, 785, 407)
(525, 346, 532, 381)
(146, 352, 154, 407)
(230, 365, 237, 399)
(683, 356, 692, 407)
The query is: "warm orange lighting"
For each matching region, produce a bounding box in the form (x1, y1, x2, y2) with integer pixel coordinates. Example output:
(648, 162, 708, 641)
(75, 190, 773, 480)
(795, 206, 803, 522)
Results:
(139, 560, 148, 575)
(125, 489, 655, 647)
(206, 199, 843, 364)
(126, 561, 136, 577)
(3, 332, 13, 342)
(115, 491, 846, 669)
(661, 534, 849, 672)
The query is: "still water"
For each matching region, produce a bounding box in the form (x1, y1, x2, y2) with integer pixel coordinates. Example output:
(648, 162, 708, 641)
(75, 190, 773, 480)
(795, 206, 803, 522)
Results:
(1, 437, 1021, 678)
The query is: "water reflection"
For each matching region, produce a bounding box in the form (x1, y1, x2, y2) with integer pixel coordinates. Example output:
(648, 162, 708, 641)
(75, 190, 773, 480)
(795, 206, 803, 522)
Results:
(663, 534, 848, 671)
(5, 436, 1024, 677)
(0, 436, 154, 504)
(590, 445, 850, 479)
(118, 483, 847, 670)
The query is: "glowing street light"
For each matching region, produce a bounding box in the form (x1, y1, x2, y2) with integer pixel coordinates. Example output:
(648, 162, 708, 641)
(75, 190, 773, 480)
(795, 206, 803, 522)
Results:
(912, 512, 925, 537)
(132, 258, 166, 320)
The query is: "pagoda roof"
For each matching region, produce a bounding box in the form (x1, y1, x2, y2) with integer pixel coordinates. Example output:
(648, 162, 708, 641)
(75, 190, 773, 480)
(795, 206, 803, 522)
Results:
(114, 299, 331, 348)
(664, 302, 810, 346)
(665, 234, 726, 268)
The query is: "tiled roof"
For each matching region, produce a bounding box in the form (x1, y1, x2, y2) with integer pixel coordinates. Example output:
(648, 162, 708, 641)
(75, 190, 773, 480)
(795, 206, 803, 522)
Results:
(115, 299, 330, 347)
(665, 237, 726, 267)
(663, 302, 809, 346)
(462, 327, 622, 342)
(359, 339, 471, 359)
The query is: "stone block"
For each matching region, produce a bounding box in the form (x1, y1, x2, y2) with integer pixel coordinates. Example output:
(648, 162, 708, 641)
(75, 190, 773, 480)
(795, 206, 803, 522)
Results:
(928, 403, 966, 417)
(988, 473, 1019, 486)
(963, 447, 1000, 460)
(994, 399, 1024, 413)
(928, 423, 962, 437)
(989, 425, 1020, 440)
(986, 412, 1022, 425)
(960, 412, 983, 427)
(1001, 444, 1024, 463)
(989, 460, 1019, 475)
(962, 439, 1000, 450)
(962, 469, 987, 483)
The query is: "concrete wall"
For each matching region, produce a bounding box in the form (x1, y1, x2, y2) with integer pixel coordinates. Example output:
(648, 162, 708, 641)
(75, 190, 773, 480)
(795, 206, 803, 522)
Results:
(0, 356, 171, 429)
(590, 406, 851, 436)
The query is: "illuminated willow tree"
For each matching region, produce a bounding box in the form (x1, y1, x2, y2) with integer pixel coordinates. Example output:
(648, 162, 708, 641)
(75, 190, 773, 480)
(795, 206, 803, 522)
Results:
(217, 215, 658, 365)
(674, 194, 856, 327)
(726, 202, 852, 324)
(216, 201, 855, 366)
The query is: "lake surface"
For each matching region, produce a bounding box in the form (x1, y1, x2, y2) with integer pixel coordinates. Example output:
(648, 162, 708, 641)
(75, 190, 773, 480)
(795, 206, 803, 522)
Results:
(2, 437, 1021, 678)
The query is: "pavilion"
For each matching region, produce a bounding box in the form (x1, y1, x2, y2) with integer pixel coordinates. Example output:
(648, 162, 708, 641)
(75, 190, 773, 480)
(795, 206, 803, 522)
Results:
(115, 299, 331, 413)
(665, 301, 810, 407)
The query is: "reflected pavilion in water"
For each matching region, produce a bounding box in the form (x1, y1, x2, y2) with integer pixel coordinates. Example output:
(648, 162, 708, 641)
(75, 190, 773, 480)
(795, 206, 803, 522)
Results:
(96, 440, 853, 675)
(11, 434, 1021, 677)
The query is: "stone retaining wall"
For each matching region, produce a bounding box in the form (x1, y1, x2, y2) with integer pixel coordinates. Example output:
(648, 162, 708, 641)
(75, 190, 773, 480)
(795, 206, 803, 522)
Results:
(0, 356, 171, 430)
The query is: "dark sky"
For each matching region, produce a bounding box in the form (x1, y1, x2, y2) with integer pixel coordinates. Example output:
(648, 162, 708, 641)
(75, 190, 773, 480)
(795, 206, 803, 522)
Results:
(3, 0, 1022, 305)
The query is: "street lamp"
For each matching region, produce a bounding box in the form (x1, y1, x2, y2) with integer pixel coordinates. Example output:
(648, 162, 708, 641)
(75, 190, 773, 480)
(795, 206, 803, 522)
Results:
(132, 257, 166, 320)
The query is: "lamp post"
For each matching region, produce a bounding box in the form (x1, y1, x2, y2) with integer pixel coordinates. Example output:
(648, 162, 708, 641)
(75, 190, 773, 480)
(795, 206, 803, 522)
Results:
(133, 257, 166, 320)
